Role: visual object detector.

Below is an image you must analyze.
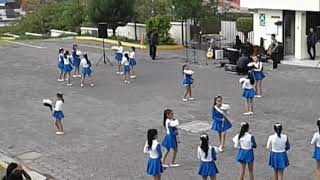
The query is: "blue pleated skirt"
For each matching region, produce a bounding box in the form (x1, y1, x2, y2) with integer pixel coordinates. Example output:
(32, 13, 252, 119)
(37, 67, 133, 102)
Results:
(268, 151, 289, 169)
(253, 71, 265, 81)
(198, 161, 219, 177)
(53, 111, 64, 120)
(115, 53, 123, 62)
(313, 146, 320, 160)
(147, 158, 163, 176)
(58, 62, 64, 71)
(72, 58, 80, 67)
(130, 59, 136, 67)
(124, 65, 130, 73)
(183, 79, 193, 86)
(161, 134, 177, 150)
(63, 64, 73, 72)
(211, 119, 232, 133)
(82, 67, 92, 76)
(242, 88, 256, 99)
(236, 149, 254, 163)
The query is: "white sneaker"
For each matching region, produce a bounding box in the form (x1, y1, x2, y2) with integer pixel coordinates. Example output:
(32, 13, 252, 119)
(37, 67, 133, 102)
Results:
(124, 80, 127, 83)
(72, 75, 77, 78)
(182, 98, 188, 102)
(189, 97, 195, 101)
(58, 79, 64, 82)
(77, 74, 81, 78)
(67, 83, 72, 86)
(162, 164, 169, 168)
(243, 112, 251, 116)
(80, 84, 84, 87)
(218, 146, 224, 152)
(170, 164, 180, 167)
(255, 95, 262, 98)
(119, 72, 124, 75)
(91, 84, 95, 87)
(130, 75, 136, 79)
(56, 132, 64, 135)
(249, 112, 254, 115)
(116, 72, 120, 74)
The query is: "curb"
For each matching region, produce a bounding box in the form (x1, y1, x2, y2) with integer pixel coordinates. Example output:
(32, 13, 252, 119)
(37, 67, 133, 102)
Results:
(0, 37, 16, 40)
(0, 151, 47, 180)
(74, 36, 184, 50)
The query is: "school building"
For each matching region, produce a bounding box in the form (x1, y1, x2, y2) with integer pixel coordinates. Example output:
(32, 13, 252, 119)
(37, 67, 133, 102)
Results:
(241, 0, 320, 60)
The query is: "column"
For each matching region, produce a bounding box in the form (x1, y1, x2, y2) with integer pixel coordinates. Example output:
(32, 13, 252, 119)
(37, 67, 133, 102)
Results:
(295, 11, 308, 59)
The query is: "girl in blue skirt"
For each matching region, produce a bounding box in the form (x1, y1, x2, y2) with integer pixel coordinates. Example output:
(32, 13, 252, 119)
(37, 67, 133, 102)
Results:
(72, 44, 81, 78)
(57, 48, 65, 82)
(233, 122, 256, 180)
(115, 41, 124, 74)
(129, 47, 137, 79)
(122, 53, 131, 84)
(267, 123, 290, 180)
(80, 54, 94, 87)
(239, 71, 256, 116)
(211, 96, 232, 152)
(161, 109, 180, 168)
(197, 133, 219, 180)
(144, 129, 163, 180)
(311, 119, 320, 179)
(53, 92, 65, 135)
(182, 64, 194, 101)
(248, 56, 265, 98)
(63, 51, 73, 86)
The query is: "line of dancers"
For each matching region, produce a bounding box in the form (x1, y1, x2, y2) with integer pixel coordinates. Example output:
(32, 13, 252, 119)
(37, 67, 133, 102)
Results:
(57, 44, 94, 87)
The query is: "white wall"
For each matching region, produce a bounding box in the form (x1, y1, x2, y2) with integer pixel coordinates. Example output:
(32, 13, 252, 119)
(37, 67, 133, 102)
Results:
(241, 0, 320, 12)
(253, 9, 283, 49)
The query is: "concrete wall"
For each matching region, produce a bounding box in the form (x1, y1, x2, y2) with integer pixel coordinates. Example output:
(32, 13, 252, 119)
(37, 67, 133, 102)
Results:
(81, 22, 191, 45)
(241, 0, 320, 12)
(253, 9, 283, 49)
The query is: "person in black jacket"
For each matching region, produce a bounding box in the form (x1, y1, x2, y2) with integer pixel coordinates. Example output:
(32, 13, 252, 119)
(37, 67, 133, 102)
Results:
(2, 163, 31, 180)
(307, 28, 318, 60)
(148, 30, 158, 60)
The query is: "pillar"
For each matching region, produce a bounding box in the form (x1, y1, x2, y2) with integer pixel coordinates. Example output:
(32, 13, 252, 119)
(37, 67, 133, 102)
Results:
(295, 11, 308, 59)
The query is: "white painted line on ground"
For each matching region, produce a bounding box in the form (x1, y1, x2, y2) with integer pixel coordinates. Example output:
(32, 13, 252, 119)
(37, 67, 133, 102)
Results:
(5, 40, 47, 49)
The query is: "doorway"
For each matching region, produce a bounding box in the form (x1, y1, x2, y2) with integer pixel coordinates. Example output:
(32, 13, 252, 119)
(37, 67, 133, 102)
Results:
(283, 11, 295, 56)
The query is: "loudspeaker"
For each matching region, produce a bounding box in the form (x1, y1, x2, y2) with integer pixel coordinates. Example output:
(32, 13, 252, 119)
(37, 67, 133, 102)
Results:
(98, 23, 108, 38)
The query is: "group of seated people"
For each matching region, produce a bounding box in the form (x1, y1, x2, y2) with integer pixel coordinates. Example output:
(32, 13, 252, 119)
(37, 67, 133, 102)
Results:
(2, 163, 31, 180)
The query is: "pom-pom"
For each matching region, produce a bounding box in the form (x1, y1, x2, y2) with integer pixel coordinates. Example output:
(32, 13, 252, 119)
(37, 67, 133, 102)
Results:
(239, 78, 246, 84)
(43, 99, 53, 111)
(221, 103, 230, 111)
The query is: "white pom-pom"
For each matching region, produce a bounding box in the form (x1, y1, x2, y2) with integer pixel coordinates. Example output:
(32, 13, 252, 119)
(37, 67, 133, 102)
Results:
(184, 70, 194, 75)
(221, 103, 230, 111)
(239, 78, 246, 84)
(42, 99, 52, 105)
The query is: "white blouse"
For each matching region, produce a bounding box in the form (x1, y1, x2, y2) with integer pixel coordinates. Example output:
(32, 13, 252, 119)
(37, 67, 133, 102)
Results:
(311, 132, 320, 147)
(143, 140, 161, 159)
(267, 133, 289, 153)
(54, 100, 63, 111)
(197, 145, 218, 162)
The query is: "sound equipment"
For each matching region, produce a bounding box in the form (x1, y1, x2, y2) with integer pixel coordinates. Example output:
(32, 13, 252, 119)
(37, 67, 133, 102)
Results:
(98, 23, 108, 38)
(215, 50, 223, 60)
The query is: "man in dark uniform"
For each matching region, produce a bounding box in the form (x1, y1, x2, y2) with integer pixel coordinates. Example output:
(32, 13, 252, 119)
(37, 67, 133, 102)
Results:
(148, 30, 158, 60)
(307, 27, 318, 60)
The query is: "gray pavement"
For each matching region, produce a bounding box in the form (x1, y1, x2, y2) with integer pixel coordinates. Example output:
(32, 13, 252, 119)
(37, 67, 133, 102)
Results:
(0, 39, 320, 180)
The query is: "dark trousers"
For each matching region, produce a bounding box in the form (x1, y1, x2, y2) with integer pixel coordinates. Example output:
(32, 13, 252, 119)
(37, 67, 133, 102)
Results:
(307, 44, 316, 60)
(149, 45, 157, 60)
(271, 53, 278, 69)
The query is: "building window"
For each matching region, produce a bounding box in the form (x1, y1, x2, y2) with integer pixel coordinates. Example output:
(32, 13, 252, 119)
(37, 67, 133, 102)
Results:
(306, 12, 320, 35)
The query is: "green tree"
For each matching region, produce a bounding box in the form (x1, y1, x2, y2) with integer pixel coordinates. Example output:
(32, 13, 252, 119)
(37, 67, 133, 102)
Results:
(62, 0, 87, 33)
(145, 16, 174, 45)
(134, 0, 170, 23)
(236, 17, 253, 41)
(88, 0, 135, 36)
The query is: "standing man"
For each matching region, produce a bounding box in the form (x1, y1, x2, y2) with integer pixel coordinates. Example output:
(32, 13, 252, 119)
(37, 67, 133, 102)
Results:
(268, 34, 279, 70)
(148, 30, 158, 60)
(307, 27, 318, 60)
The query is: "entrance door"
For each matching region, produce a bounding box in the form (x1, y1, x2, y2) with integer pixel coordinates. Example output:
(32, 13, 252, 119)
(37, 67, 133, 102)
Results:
(283, 11, 295, 55)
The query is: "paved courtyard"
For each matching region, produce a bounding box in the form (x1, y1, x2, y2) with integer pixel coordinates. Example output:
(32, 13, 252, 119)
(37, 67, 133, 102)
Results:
(0, 39, 320, 180)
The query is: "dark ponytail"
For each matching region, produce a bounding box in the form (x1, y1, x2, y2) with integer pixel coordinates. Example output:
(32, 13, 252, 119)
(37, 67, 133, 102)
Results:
(200, 133, 209, 158)
(84, 54, 91, 67)
(64, 50, 70, 59)
(274, 123, 282, 138)
(57, 92, 64, 103)
(147, 129, 158, 149)
(124, 53, 130, 61)
(59, 48, 64, 54)
(163, 109, 173, 127)
(238, 122, 249, 140)
(213, 96, 222, 106)
(182, 64, 188, 75)
(248, 70, 255, 85)
(317, 120, 320, 133)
